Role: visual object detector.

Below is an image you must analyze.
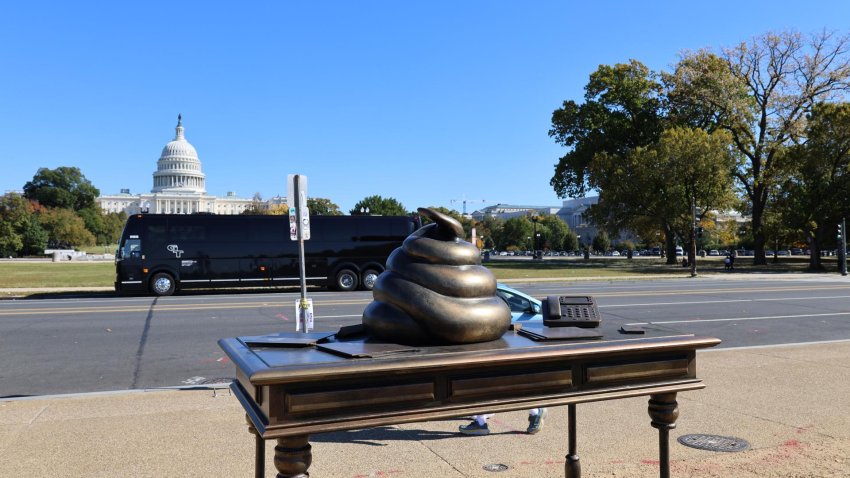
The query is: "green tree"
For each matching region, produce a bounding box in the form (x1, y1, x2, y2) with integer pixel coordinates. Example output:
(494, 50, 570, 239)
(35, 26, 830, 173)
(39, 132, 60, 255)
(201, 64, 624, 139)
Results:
(0, 221, 22, 257)
(38, 208, 95, 248)
(779, 102, 850, 269)
(588, 127, 735, 264)
(350, 195, 407, 216)
(77, 207, 104, 241)
(500, 217, 533, 250)
(592, 230, 610, 253)
(561, 229, 579, 251)
(666, 31, 850, 264)
(537, 214, 569, 251)
(307, 197, 342, 216)
(549, 60, 665, 200)
(477, 215, 504, 250)
(655, 127, 737, 264)
(101, 212, 127, 245)
(23, 166, 100, 211)
(549, 60, 677, 259)
(0, 193, 47, 256)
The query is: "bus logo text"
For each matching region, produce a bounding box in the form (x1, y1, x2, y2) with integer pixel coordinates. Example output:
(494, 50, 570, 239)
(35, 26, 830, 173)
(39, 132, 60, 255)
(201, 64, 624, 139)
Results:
(167, 244, 184, 258)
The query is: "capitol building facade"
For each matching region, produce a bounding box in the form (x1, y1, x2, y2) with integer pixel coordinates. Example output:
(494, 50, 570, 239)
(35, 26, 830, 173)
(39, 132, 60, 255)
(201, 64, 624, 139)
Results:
(96, 115, 254, 215)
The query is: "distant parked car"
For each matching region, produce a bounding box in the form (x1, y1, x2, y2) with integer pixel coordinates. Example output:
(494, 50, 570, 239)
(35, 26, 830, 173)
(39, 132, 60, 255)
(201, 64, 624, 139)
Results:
(708, 249, 720, 256)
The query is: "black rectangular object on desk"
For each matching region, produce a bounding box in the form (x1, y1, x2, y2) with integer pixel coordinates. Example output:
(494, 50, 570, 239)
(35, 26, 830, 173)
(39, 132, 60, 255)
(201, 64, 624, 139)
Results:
(543, 295, 602, 328)
(517, 324, 603, 341)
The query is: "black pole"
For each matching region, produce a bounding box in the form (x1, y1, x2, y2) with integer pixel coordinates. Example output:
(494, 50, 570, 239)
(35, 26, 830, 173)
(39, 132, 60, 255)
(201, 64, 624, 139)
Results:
(691, 196, 697, 277)
(841, 217, 847, 276)
(294, 175, 308, 333)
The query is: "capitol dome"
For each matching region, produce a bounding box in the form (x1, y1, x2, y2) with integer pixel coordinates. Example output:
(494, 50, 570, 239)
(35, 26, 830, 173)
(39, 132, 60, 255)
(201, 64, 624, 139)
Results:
(151, 114, 206, 194)
(160, 136, 198, 159)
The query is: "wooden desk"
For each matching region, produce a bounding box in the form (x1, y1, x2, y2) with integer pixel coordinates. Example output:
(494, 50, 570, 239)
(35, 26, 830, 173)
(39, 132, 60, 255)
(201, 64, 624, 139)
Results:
(219, 325, 720, 477)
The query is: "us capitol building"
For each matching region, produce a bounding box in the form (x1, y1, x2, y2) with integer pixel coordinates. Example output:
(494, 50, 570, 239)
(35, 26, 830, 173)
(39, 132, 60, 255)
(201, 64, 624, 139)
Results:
(96, 115, 254, 215)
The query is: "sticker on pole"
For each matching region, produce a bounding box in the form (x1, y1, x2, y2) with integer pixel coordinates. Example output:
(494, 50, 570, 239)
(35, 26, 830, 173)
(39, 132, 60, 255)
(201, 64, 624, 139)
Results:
(300, 206, 310, 240)
(289, 207, 298, 240)
(295, 298, 314, 332)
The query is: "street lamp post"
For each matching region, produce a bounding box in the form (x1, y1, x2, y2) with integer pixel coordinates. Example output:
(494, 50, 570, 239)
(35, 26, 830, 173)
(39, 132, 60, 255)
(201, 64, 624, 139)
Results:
(691, 196, 697, 277)
(839, 217, 847, 276)
(530, 212, 540, 259)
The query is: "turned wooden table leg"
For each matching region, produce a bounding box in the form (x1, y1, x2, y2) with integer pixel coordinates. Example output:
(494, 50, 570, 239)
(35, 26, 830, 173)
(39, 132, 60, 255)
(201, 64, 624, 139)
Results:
(274, 435, 312, 478)
(246, 415, 265, 478)
(565, 404, 581, 478)
(648, 393, 679, 478)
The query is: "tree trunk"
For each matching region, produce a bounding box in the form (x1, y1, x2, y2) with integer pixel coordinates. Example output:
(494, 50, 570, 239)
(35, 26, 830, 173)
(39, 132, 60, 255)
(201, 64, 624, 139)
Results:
(665, 227, 677, 265)
(751, 195, 767, 266)
(808, 229, 823, 271)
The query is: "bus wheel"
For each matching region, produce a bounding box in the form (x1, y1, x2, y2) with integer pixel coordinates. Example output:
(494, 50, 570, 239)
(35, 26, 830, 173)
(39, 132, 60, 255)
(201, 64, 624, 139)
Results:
(150, 272, 176, 296)
(360, 269, 380, 291)
(335, 269, 359, 292)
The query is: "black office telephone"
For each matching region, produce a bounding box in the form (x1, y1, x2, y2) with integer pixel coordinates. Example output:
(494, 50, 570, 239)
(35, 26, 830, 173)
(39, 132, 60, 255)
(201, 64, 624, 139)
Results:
(541, 295, 602, 328)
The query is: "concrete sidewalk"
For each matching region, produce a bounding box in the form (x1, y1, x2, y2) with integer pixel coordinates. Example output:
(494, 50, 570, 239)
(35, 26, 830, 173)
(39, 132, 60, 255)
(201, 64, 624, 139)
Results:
(1, 341, 849, 477)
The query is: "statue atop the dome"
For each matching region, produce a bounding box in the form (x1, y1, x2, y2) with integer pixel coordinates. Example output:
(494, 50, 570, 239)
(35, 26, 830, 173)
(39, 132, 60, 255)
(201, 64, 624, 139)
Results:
(177, 113, 182, 126)
(362, 207, 511, 345)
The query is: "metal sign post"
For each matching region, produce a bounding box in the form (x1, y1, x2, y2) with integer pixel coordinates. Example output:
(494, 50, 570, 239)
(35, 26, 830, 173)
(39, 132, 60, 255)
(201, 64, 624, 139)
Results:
(288, 174, 312, 332)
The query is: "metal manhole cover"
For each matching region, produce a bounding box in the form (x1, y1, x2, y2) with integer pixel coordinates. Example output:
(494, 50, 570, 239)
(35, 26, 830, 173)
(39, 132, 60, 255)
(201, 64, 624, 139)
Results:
(483, 463, 509, 472)
(678, 434, 750, 452)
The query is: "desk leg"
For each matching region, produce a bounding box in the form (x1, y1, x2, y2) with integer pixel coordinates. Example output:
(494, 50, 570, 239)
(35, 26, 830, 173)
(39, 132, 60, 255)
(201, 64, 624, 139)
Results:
(246, 415, 265, 478)
(274, 435, 312, 478)
(648, 393, 678, 478)
(565, 404, 581, 478)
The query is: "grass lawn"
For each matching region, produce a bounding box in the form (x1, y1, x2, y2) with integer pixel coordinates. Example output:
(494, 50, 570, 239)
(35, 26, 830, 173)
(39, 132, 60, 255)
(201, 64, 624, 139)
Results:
(0, 256, 841, 292)
(0, 262, 114, 288)
(486, 256, 832, 280)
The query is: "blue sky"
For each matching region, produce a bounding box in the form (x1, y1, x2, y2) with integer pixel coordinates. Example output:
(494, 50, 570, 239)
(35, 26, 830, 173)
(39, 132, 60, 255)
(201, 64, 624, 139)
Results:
(2, 1, 848, 214)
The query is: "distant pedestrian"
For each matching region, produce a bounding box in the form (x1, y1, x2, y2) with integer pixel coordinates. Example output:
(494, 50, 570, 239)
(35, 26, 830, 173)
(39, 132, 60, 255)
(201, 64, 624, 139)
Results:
(724, 255, 732, 270)
(459, 408, 547, 436)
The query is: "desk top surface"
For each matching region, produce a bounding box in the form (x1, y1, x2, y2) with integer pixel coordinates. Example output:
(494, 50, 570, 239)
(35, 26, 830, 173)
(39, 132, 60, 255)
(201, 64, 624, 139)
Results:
(219, 323, 720, 385)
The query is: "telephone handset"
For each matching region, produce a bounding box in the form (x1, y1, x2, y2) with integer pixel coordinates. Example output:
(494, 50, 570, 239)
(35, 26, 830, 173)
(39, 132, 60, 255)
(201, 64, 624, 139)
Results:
(541, 295, 602, 328)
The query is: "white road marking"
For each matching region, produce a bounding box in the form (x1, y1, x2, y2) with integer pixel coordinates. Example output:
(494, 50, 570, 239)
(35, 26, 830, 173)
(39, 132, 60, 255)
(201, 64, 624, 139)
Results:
(601, 295, 850, 308)
(627, 311, 850, 326)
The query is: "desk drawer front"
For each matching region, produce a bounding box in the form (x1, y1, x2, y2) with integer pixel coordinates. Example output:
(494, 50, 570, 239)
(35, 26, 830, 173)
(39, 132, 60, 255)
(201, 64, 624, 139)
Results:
(586, 358, 690, 385)
(285, 382, 435, 414)
(451, 369, 573, 400)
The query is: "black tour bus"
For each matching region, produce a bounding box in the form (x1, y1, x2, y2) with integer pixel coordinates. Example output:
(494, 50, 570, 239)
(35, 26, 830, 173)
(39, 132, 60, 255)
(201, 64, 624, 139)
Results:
(114, 213, 420, 296)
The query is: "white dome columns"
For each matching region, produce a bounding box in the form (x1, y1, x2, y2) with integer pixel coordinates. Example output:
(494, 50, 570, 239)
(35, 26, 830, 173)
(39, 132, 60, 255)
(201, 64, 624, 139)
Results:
(151, 114, 207, 194)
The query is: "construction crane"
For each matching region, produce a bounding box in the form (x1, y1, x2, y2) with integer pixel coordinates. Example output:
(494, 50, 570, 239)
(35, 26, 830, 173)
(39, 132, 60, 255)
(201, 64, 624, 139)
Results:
(450, 195, 488, 216)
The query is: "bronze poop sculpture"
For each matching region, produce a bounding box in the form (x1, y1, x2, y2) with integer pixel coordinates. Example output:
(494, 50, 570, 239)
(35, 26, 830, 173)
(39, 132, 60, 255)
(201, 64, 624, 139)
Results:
(362, 207, 511, 345)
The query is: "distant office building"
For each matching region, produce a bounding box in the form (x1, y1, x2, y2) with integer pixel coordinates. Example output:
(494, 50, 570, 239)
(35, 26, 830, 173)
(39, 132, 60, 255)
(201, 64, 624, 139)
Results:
(471, 197, 599, 243)
(96, 115, 253, 215)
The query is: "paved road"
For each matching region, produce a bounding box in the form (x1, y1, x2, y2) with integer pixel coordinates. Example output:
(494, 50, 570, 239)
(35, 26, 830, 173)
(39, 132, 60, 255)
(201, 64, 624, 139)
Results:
(1, 275, 848, 397)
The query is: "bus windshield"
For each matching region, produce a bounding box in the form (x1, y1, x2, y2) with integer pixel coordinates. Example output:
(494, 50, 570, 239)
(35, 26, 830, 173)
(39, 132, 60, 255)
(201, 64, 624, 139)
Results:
(120, 238, 141, 259)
